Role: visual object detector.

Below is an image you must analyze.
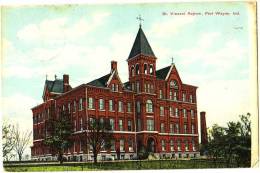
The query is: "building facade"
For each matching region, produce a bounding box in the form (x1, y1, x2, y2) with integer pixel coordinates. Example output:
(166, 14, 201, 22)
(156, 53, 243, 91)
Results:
(31, 25, 200, 161)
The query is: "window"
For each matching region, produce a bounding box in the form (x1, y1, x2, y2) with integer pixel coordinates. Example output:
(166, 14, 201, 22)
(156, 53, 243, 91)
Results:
(169, 107, 173, 116)
(169, 91, 173, 100)
(170, 123, 174, 133)
(111, 140, 115, 151)
(131, 66, 135, 77)
(116, 84, 119, 92)
(177, 140, 181, 151)
(183, 109, 187, 118)
(161, 140, 166, 151)
(192, 140, 196, 151)
(135, 64, 140, 75)
(170, 140, 174, 151)
(127, 120, 132, 131)
(111, 84, 115, 91)
(144, 64, 148, 74)
(109, 100, 114, 111)
(184, 124, 188, 134)
(137, 119, 141, 131)
(151, 85, 154, 93)
(159, 90, 163, 99)
(136, 82, 140, 93)
(88, 97, 94, 109)
(62, 105, 65, 112)
(144, 83, 147, 92)
(185, 140, 189, 151)
(79, 98, 83, 110)
(191, 124, 195, 134)
(191, 110, 194, 119)
(190, 95, 193, 103)
(182, 93, 186, 102)
(131, 83, 135, 91)
(147, 119, 154, 131)
(175, 108, 179, 117)
(120, 139, 125, 151)
(68, 103, 71, 113)
(99, 99, 104, 110)
(160, 123, 165, 133)
(146, 100, 153, 113)
(74, 120, 76, 132)
(149, 64, 153, 74)
(127, 103, 131, 112)
(175, 124, 179, 133)
(160, 106, 164, 116)
(73, 101, 76, 112)
(128, 139, 134, 152)
(100, 117, 104, 126)
(119, 119, 123, 131)
(110, 118, 115, 130)
(80, 118, 83, 131)
(147, 84, 150, 93)
(137, 101, 141, 113)
(174, 91, 177, 101)
(118, 101, 123, 112)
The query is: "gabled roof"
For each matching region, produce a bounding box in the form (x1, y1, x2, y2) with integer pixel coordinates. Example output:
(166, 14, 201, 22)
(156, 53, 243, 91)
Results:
(156, 65, 171, 80)
(87, 73, 111, 87)
(45, 79, 64, 93)
(128, 27, 155, 60)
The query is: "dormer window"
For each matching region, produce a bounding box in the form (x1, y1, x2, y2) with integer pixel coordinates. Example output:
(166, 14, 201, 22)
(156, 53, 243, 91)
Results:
(170, 80, 178, 89)
(111, 84, 115, 91)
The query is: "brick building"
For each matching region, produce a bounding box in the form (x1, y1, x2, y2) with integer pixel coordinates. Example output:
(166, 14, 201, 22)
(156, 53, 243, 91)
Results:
(31, 25, 200, 161)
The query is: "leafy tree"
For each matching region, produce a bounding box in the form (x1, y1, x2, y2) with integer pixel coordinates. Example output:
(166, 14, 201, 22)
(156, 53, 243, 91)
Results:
(2, 120, 15, 161)
(83, 117, 113, 164)
(44, 111, 73, 164)
(13, 124, 32, 161)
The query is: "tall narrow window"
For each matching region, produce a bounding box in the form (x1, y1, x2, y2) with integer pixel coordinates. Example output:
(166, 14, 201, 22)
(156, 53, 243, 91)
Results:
(169, 91, 172, 100)
(88, 97, 94, 109)
(137, 119, 141, 131)
(127, 103, 131, 112)
(160, 123, 165, 133)
(80, 118, 83, 131)
(185, 140, 189, 151)
(175, 108, 178, 117)
(111, 84, 115, 91)
(128, 139, 134, 152)
(99, 99, 104, 110)
(131, 66, 134, 77)
(159, 90, 163, 99)
(136, 82, 140, 93)
(111, 140, 115, 151)
(184, 124, 188, 134)
(144, 83, 147, 92)
(170, 140, 174, 151)
(160, 106, 164, 116)
(177, 140, 181, 151)
(120, 139, 125, 151)
(175, 124, 179, 133)
(191, 124, 195, 134)
(149, 64, 153, 75)
(144, 64, 148, 74)
(74, 120, 76, 132)
(169, 107, 173, 116)
(190, 95, 193, 103)
(73, 101, 76, 112)
(191, 110, 194, 119)
(127, 120, 132, 131)
(119, 119, 123, 131)
(68, 103, 71, 113)
(174, 91, 177, 101)
(131, 83, 135, 91)
(161, 140, 166, 151)
(146, 100, 153, 113)
(147, 84, 150, 93)
(135, 64, 140, 75)
(137, 101, 141, 113)
(182, 93, 186, 102)
(170, 123, 174, 133)
(183, 109, 187, 118)
(110, 118, 115, 130)
(109, 100, 114, 111)
(192, 140, 196, 151)
(150, 84, 154, 93)
(147, 119, 154, 131)
(116, 84, 119, 91)
(79, 98, 83, 110)
(118, 101, 123, 112)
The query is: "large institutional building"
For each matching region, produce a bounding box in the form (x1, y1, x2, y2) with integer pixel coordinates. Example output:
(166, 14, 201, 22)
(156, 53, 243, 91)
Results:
(31, 24, 201, 161)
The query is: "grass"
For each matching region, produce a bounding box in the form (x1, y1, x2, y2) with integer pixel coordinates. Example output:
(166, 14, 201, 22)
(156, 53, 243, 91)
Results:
(4, 159, 241, 172)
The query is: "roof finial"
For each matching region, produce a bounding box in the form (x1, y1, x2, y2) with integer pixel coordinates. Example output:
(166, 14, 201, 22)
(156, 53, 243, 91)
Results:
(54, 74, 57, 80)
(136, 14, 144, 28)
(171, 57, 174, 65)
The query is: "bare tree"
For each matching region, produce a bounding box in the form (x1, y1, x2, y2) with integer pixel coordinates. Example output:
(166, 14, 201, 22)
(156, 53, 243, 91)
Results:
(84, 117, 113, 164)
(13, 124, 32, 161)
(2, 120, 15, 161)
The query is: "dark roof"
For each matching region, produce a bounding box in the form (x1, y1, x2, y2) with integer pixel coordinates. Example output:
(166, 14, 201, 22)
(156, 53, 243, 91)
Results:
(128, 27, 155, 59)
(156, 65, 171, 80)
(87, 73, 111, 87)
(45, 79, 64, 93)
(123, 81, 131, 90)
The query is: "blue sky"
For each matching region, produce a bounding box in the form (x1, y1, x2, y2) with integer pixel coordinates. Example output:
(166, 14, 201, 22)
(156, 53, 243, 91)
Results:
(1, 2, 256, 156)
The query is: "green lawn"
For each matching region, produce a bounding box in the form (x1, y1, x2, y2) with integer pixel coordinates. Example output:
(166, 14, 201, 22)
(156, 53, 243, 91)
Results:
(4, 159, 243, 172)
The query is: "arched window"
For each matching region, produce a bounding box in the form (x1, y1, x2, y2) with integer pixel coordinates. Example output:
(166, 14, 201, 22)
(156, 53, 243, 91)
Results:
(131, 66, 135, 77)
(146, 99, 153, 113)
(135, 64, 140, 75)
(144, 63, 148, 74)
(149, 64, 154, 75)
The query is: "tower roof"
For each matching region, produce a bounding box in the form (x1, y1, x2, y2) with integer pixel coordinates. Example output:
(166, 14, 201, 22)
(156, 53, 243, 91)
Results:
(128, 27, 155, 60)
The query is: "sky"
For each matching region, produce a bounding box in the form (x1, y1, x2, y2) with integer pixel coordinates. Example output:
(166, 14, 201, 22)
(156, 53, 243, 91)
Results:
(1, 2, 256, 158)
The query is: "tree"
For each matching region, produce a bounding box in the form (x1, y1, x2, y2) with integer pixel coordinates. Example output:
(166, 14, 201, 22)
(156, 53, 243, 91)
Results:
(2, 120, 15, 161)
(44, 111, 73, 164)
(13, 124, 32, 161)
(84, 117, 113, 164)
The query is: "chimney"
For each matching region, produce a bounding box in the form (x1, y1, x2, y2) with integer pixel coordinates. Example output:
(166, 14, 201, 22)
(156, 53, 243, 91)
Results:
(111, 61, 117, 72)
(63, 74, 70, 92)
(200, 111, 208, 145)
